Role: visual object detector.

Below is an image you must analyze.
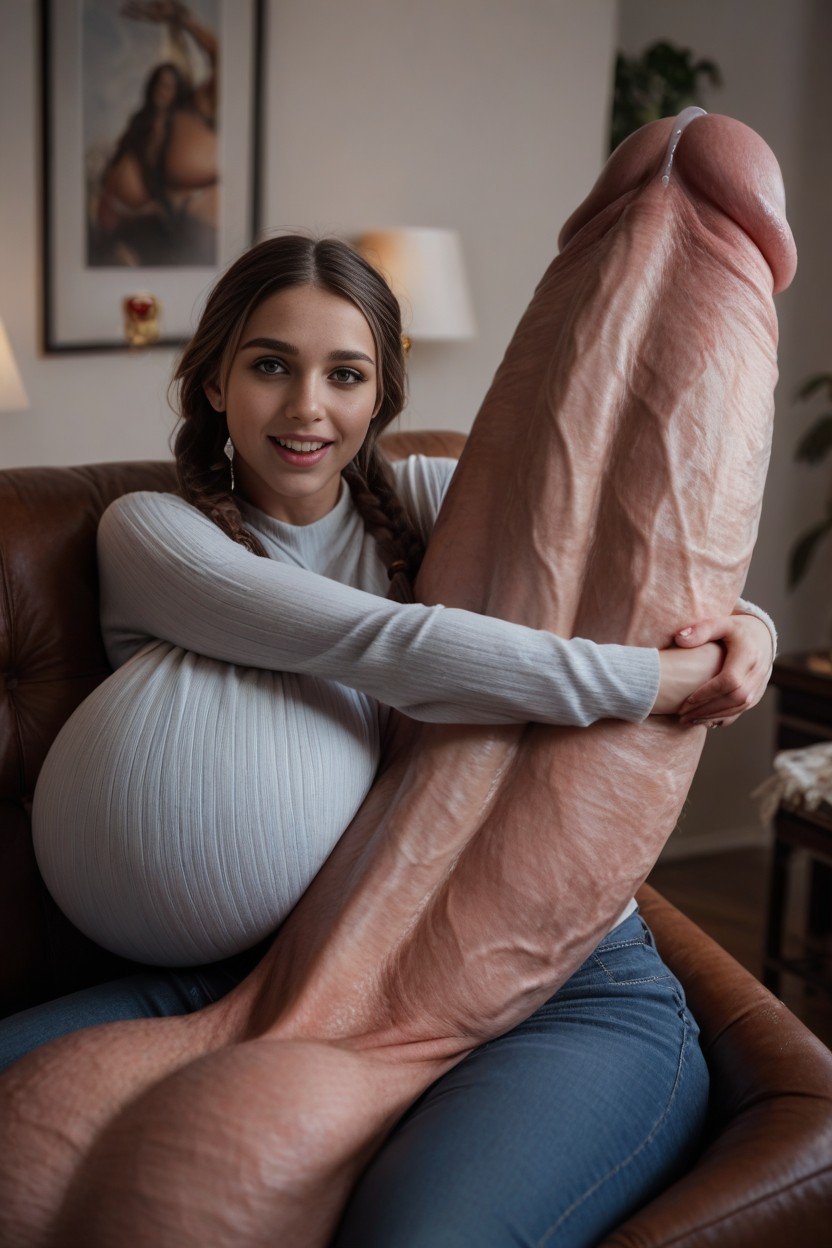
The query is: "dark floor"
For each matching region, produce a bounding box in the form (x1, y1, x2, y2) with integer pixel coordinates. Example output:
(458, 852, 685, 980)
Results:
(647, 844, 832, 1049)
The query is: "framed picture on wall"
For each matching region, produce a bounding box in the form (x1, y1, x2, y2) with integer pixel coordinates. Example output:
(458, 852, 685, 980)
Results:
(40, 0, 265, 352)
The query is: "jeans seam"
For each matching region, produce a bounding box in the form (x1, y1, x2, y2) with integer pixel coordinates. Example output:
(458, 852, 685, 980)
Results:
(592, 951, 672, 984)
(594, 937, 645, 954)
(534, 985, 691, 1248)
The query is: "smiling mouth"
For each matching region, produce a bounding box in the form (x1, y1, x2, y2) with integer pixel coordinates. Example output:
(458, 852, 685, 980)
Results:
(269, 436, 333, 452)
(268, 436, 334, 465)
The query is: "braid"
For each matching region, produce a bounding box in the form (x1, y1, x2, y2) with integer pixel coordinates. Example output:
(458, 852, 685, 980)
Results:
(173, 411, 270, 558)
(343, 451, 426, 605)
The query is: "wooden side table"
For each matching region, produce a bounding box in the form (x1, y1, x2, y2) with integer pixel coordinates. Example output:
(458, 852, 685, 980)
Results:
(764, 652, 832, 996)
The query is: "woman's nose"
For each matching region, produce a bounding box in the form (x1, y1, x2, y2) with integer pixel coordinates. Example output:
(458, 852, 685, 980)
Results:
(284, 374, 324, 421)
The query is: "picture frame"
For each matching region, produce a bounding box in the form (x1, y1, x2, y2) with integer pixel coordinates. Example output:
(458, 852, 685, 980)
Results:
(40, 0, 265, 352)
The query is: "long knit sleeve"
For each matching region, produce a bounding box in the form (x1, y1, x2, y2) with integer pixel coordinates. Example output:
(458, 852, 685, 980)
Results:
(97, 490, 660, 728)
(733, 596, 778, 666)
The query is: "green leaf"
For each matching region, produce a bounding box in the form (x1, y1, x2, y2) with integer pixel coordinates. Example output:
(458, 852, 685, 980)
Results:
(610, 39, 723, 154)
(693, 58, 723, 87)
(795, 415, 832, 464)
(795, 373, 832, 402)
(788, 518, 832, 588)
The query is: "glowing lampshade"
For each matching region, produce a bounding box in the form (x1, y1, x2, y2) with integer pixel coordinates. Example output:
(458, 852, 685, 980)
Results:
(0, 320, 29, 412)
(355, 228, 476, 342)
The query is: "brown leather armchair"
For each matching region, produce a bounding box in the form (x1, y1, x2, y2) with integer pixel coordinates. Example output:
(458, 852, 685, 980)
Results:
(1, 433, 830, 1247)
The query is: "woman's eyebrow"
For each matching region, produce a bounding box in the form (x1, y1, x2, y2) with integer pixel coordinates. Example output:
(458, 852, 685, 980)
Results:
(328, 349, 375, 365)
(239, 337, 375, 365)
(240, 337, 298, 354)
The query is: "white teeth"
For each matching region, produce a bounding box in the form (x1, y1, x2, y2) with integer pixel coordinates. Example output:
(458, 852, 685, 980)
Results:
(275, 438, 328, 452)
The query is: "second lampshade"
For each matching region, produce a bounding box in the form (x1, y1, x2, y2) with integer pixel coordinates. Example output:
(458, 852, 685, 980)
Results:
(355, 228, 476, 343)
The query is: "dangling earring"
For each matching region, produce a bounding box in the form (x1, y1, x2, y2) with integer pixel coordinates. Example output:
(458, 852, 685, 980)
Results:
(224, 436, 236, 491)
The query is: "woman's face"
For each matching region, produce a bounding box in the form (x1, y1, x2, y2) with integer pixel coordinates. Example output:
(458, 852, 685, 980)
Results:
(206, 284, 379, 525)
(151, 68, 178, 110)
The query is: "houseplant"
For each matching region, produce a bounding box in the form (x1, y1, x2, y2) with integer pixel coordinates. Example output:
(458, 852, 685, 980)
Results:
(610, 40, 722, 153)
(788, 373, 832, 593)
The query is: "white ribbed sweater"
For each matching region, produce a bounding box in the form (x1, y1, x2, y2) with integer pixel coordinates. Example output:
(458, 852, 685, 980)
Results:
(31, 455, 775, 966)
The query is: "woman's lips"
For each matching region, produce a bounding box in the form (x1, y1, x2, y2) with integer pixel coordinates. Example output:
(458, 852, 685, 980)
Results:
(268, 437, 332, 467)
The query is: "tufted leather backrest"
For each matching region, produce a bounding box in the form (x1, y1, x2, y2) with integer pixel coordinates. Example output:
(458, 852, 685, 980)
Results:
(1, 460, 179, 1011)
(0, 432, 465, 1014)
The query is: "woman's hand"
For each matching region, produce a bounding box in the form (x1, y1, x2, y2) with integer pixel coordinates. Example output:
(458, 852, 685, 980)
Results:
(651, 642, 724, 716)
(672, 614, 773, 727)
(121, 1, 187, 23)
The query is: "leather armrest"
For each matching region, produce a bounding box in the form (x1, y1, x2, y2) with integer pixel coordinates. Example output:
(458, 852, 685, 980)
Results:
(598, 884, 832, 1246)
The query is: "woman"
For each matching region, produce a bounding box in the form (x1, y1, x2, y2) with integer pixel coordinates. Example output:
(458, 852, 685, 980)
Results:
(92, 1, 218, 266)
(0, 236, 775, 1246)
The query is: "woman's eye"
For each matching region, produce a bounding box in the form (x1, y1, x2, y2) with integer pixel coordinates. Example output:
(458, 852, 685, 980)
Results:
(331, 367, 363, 384)
(254, 358, 286, 376)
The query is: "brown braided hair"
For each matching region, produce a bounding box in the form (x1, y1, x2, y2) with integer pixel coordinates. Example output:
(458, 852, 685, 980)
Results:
(169, 234, 425, 602)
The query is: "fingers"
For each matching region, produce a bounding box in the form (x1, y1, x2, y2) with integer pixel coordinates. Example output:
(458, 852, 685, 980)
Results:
(677, 615, 771, 685)
(679, 679, 767, 724)
(678, 662, 766, 719)
(673, 614, 772, 726)
(680, 680, 763, 719)
(678, 667, 745, 713)
(679, 654, 764, 716)
(674, 617, 733, 647)
(681, 700, 747, 725)
(683, 711, 741, 729)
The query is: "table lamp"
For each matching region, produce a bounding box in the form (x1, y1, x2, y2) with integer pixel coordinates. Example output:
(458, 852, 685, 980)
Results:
(0, 319, 29, 412)
(355, 228, 476, 350)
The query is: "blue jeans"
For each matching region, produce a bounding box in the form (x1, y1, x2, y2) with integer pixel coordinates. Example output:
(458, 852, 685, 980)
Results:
(0, 911, 708, 1247)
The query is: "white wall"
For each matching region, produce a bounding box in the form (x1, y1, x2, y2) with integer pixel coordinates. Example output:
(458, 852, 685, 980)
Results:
(0, 0, 617, 468)
(618, 0, 832, 854)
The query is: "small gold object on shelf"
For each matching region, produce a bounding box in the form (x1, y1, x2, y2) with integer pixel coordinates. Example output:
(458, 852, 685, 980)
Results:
(123, 293, 161, 347)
